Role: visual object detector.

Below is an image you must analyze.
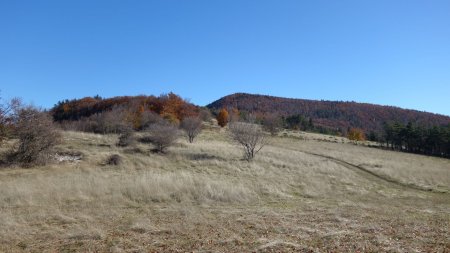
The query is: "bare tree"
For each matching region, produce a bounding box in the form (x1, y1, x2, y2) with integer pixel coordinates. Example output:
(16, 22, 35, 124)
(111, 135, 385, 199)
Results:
(198, 107, 212, 122)
(228, 121, 268, 161)
(140, 111, 164, 130)
(13, 106, 61, 165)
(0, 96, 21, 147)
(180, 117, 202, 143)
(95, 106, 130, 134)
(262, 114, 282, 136)
(145, 121, 180, 153)
(117, 126, 135, 147)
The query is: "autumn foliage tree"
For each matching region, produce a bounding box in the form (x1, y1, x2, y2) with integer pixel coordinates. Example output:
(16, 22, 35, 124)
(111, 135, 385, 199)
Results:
(216, 109, 229, 127)
(347, 128, 365, 142)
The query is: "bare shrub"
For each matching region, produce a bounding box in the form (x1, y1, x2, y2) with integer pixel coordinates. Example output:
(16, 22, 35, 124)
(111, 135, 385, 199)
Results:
(59, 106, 131, 134)
(140, 111, 164, 130)
(94, 106, 130, 134)
(145, 121, 180, 153)
(60, 106, 131, 134)
(180, 117, 202, 143)
(228, 121, 267, 161)
(198, 107, 212, 122)
(0, 97, 21, 147)
(58, 117, 99, 132)
(262, 114, 283, 136)
(106, 154, 122, 165)
(12, 107, 61, 165)
(117, 127, 135, 147)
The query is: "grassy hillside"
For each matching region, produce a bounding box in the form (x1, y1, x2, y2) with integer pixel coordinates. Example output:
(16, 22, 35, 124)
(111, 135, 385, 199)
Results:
(0, 127, 449, 252)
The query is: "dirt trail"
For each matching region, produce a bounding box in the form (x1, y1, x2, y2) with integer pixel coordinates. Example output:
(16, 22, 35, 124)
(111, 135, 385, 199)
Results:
(300, 150, 448, 194)
(273, 141, 448, 194)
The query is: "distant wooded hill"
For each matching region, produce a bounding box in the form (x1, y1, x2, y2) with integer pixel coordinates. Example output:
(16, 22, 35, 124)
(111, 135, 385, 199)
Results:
(207, 93, 450, 135)
(51, 93, 199, 128)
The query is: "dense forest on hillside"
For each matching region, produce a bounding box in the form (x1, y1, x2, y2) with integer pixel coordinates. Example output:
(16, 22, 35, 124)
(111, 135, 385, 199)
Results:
(50, 93, 202, 133)
(207, 93, 450, 135)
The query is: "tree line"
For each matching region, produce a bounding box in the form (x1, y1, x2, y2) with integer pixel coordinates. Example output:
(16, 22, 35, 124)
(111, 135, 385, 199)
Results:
(51, 92, 200, 128)
(215, 108, 341, 136)
(217, 107, 450, 159)
(383, 122, 450, 158)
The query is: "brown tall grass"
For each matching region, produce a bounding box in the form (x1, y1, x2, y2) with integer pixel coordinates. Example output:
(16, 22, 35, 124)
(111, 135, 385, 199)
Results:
(0, 128, 448, 252)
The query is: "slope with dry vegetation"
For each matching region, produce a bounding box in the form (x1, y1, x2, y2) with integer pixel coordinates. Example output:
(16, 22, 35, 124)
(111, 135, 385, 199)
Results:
(0, 126, 449, 252)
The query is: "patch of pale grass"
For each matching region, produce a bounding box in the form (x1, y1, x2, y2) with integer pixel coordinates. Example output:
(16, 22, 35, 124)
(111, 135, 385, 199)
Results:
(0, 170, 255, 210)
(272, 132, 450, 192)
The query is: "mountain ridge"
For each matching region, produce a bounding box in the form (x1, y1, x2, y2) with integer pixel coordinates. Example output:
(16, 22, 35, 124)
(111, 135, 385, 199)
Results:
(207, 93, 450, 134)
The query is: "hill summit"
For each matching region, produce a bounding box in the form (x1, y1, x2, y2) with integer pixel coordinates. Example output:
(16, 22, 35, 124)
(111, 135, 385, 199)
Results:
(207, 93, 450, 134)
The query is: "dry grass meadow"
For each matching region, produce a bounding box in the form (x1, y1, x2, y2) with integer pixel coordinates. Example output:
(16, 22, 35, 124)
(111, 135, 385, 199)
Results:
(0, 126, 449, 252)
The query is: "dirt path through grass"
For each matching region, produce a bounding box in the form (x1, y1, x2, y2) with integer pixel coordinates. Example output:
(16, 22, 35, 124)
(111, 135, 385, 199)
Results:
(304, 150, 447, 192)
(273, 141, 448, 194)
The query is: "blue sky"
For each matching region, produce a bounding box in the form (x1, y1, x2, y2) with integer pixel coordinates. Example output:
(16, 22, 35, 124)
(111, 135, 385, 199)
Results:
(1, 0, 449, 116)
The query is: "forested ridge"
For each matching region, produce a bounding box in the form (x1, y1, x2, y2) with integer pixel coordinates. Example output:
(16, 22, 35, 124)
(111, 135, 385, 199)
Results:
(207, 93, 450, 135)
(51, 93, 199, 129)
(208, 93, 450, 157)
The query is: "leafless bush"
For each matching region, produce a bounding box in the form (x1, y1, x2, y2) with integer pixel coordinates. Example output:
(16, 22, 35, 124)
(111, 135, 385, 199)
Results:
(228, 121, 268, 161)
(180, 117, 202, 143)
(199, 107, 212, 122)
(145, 121, 180, 153)
(94, 106, 130, 134)
(0, 97, 21, 147)
(140, 111, 164, 130)
(58, 118, 97, 132)
(117, 127, 135, 147)
(11, 107, 61, 165)
(262, 114, 283, 136)
(106, 154, 122, 165)
(59, 106, 131, 134)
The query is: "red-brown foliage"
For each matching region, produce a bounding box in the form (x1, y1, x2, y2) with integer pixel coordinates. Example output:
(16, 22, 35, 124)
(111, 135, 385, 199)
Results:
(216, 109, 229, 127)
(347, 128, 365, 141)
(51, 93, 198, 130)
(208, 93, 450, 135)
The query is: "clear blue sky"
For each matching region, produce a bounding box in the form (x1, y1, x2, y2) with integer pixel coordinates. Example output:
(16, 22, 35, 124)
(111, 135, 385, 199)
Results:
(1, 0, 449, 116)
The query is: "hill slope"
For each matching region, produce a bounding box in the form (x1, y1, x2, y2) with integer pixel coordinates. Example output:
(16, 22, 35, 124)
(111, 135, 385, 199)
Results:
(1, 129, 449, 251)
(207, 93, 450, 134)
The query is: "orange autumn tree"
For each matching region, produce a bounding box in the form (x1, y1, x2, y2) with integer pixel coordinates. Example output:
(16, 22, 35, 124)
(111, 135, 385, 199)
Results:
(128, 104, 145, 129)
(216, 109, 229, 127)
(160, 93, 184, 124)
(347, 128, 365, 142)
(159, 92, 198, 124)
